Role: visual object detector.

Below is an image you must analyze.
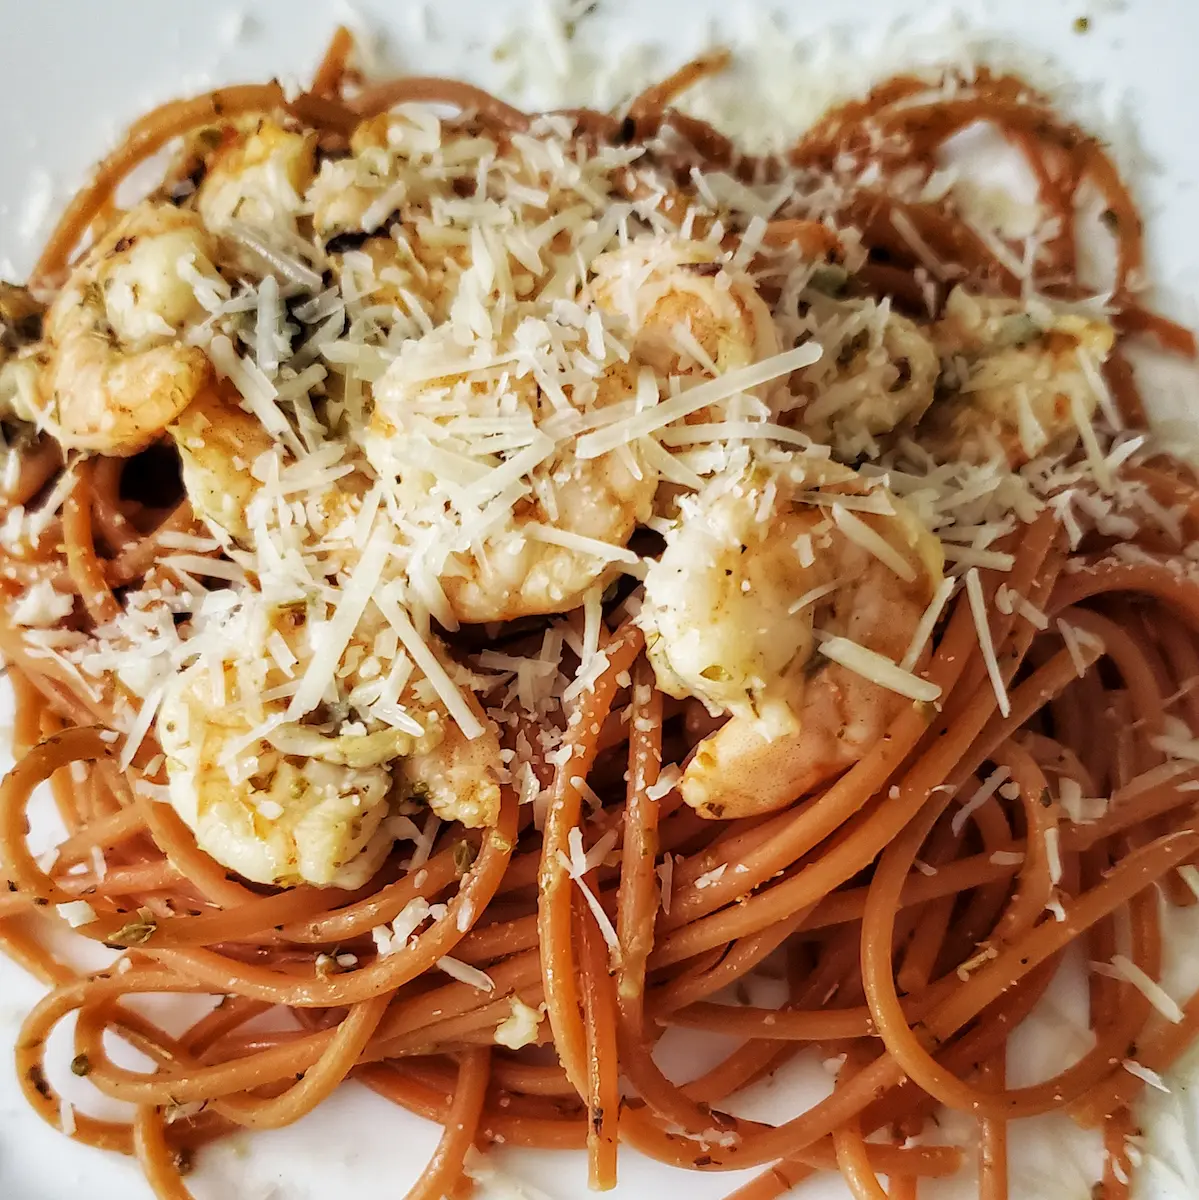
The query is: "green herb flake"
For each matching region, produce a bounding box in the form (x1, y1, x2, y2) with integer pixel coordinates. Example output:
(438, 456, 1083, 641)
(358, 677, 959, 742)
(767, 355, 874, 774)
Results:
(108, 907, 158, 947)
(808, 264, 849, 297)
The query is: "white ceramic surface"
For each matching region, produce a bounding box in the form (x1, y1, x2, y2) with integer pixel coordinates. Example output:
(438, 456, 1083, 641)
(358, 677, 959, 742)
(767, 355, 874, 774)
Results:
(3, 1, 1199, 1197)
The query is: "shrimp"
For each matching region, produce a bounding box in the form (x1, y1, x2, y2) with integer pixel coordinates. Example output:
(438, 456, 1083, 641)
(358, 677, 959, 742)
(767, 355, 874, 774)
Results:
(169, 382, 275, 543)
(309, 112, 494, 329)
(312, 119, 757, 336)
(788, 301, 938, 457)
(308, 111, 438, 241)
(169, 407, 387, 591)
(37, 203, 222, 455)
(195, 119, 317, 236)
(400, 709, 506, 829)
(639, 452, 944, 819)
(308, 113, 410, 245)
(169, 381, 373, 558)
(590, 239, 779, 383)
(264, 687, 504, 831)
(158, 609, 503, 887)
(366, 312, 658, 624)
(159, 660, 398, 888)
(921, 286, 1115, 466)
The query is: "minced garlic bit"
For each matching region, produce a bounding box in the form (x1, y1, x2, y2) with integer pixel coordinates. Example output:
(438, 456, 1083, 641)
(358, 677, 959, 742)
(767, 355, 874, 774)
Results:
(494, 997, 546, 1049)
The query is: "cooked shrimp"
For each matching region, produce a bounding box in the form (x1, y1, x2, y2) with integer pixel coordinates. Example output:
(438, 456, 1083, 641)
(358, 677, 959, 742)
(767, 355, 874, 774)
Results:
(329, 232, 463, 332)
(264, 686, 504, 830)
(789, 302, 938, 457)
(159, 613, 503, 887)
(169, 416, 392, 596)
(400, 703, 505, 829)
(159, 658, 398, 888)
(313, 116, 741, 333)
(760, 219, 845, 261)
(170, 382, 274, 543)
(308, 113, 409, 244)
(308, 111, 440, 238)
(195, 119, 317, 235)
(309, 112, 492, 328)
(639, 453, 944, 818)
(38, 203, 221, 455)
(922, 286, 1115, 466)
(366, 314, 658, 624)
(590, 238, 779, 383)
(170, 385, 375, 560)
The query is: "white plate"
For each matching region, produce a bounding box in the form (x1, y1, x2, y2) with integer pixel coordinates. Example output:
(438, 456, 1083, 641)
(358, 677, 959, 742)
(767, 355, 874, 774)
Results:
(4, 1, 1199, 1197)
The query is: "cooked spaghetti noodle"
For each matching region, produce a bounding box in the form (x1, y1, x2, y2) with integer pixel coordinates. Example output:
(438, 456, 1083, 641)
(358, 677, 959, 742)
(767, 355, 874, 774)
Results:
(2, 25, 1199, 1200)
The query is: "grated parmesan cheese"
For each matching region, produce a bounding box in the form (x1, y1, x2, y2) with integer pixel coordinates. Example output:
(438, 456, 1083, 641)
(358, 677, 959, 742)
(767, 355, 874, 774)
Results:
(952, 767, 1012, 837)
(1045, 826, 1062, 886)
(830, 503, 916, 581)
(816, 634, 942, 702)
(574, 342, 822, 459)
(781, 570, 842, 616)
(437, 956, 496, 992)
(1123, 1060, 1170, 1094)
(374, 586, 485, 739)
(990, 850, 1025, 866)
(645, 764, 682, 802)
(964, 568, 1010, 718)
(1093, 956, 1185, 1023)
(524, 522, 640, 564)
(556, 841, 621, 963)
(119, 686, 164, 771)
(55, 901, 97, 928)
(899, 575, 956, 670)
(286, 531, 393, 720)
(1057, 618, 1101, 679)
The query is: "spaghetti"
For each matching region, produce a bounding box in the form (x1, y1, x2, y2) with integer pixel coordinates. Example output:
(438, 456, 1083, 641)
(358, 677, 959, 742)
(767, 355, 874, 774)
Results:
(1, 25, 1199, 1200)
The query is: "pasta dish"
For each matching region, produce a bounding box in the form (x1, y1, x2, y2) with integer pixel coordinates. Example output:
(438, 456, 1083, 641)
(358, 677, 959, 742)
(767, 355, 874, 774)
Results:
(3, 25, 1199, 1200)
